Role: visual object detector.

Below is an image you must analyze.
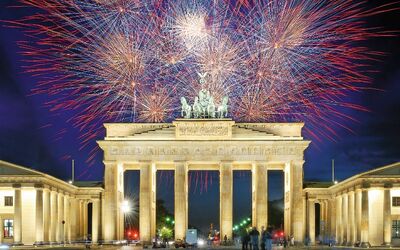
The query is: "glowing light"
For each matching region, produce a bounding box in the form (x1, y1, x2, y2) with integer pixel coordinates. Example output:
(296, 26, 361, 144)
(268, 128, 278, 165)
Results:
(121, 200, 131, 213)
(198, 239, 205, 246)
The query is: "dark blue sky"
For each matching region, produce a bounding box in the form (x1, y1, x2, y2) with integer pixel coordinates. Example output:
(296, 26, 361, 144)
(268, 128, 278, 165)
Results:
(0, 0, 399, 232)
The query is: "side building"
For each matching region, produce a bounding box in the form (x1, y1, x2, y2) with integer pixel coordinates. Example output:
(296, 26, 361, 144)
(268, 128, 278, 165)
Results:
(0, 160, 103, 245)
(305, 162, 400, 247)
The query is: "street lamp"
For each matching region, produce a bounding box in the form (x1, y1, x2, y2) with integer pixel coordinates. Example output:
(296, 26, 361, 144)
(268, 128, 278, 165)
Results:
(122, 200, 131, 213)
(121, 200, 131, 242)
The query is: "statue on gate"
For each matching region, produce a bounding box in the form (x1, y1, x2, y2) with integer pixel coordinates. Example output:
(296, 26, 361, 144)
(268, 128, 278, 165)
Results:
(180, 72, 229, 119)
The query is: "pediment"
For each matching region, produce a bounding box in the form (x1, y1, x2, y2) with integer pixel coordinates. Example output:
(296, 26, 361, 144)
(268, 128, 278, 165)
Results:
(362, 162, 400, 176)
(0, 160, 43, 176)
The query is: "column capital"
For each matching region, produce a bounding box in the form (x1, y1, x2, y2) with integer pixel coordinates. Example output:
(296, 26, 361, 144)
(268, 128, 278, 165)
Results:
(12, 183, 21, 189)
(34, 183, 44, 189)
(384, 182, 393, 189)
(174, 160, 187, 166)
(138, 160, 152, 166)
(291, 160, 305, 166)
(220, 161, 233, 167)
(361, 181, 370, 189)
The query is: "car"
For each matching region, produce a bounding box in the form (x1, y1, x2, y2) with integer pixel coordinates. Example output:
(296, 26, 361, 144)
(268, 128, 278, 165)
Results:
(174, 238, 186, 248)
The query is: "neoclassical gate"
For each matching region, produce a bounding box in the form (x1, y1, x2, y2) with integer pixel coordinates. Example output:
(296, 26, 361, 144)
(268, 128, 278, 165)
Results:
(98, 119, 309, 244)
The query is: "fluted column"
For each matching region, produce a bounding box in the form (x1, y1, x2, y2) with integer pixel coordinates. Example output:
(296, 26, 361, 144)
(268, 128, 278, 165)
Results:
(335, 195, 342, 244)
(307, 199, 315, 244)
(252, 162, 268, 229)
(342, 193, 348, 244)
(92, 199, 100, 243)
(139, 161, 156, 243)
(383, 185, 392, 245)
(348, 191, 355, 245)
(43, 189, 51, 243)
(320, 201, 325, 241)
(50, 190, 58, 242)
(13, 184, 22, 244)
(103, 161, 119, 241)
(57, 193, 65, 243)
(69, 198, 78, 241)
(355, 188, 362, 242)
(64, 195, 70, 242)
(35, 186, 44, 243)
(220, 161, 233, 240)
(290, 161, 304, 244)
(83, 201, 88, 238)
(360, 188, 370, 247)
(174, 161, 188, 240)
(329, 199, 336, 241)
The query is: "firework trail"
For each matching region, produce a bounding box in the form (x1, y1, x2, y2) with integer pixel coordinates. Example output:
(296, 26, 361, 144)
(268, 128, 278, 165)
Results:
(6, 0, 398, 170)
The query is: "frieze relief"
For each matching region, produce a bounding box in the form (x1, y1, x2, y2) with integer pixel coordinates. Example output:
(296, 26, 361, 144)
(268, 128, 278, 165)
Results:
(109, 145, 305, 157)
(173, 120, 234, 139)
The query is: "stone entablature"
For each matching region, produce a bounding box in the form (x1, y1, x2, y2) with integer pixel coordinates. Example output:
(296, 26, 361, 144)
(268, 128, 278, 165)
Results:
(99, 141, 309, 162)
(103, 119, 305, 140)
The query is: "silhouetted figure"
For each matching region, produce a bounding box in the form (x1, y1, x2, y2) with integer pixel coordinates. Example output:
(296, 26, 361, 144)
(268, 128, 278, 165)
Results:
(260, 226, 266, 250)
(249, 227, 260, 250)
(265, 227, 273, 250)
(241, 228, 249, 250)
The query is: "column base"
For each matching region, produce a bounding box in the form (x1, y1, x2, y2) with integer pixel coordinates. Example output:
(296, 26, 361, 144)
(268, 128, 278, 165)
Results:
(383, 242, 391, 246)
(12, 242, 23, 246)
(360, 242, 371, 248)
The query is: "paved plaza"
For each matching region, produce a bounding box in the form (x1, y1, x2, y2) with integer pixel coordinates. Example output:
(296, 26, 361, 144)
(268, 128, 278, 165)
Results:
(4, 245, 399, 250)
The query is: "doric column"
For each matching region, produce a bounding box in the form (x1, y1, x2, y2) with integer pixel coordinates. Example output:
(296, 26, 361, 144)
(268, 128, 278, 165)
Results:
(324, 200, 330, 242)
(174, 161, 188, 240)
(290, 160, 305, 244)
(307, 199, 315, 244)
(139, 161, 156, 243)
(355, 188, 362, 242)
(335, 195, 342, 244)
(35, 185, 44, 243)
(103, 161, 119, 241)
(78, 200, 83, 239)
(64, 195, 70, 242)
(13, 184, 22, 244)
(329, 199, 336, 241)
(348, 190, 355, 245)
(50, 190, 58, 242)
(220, 161, 233, 240)
(360, 187, 370, 247)
(43, 189, 51, 243)
(342, 193, 348, 245)
(252, 162, 268, 230)
(82, 200, 89, 238)
(92, 199, 100, 243)
(58, 193, 65, 243)
(69, 198, 78, 241)
(320, 201, 325, 241)
(383, 184, 392, 246)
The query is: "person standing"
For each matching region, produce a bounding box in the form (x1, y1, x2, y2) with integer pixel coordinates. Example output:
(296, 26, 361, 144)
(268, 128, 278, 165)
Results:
(260, 226, 266, 250)
(250, 227, 260, 250)
(265, 227, 273, 250)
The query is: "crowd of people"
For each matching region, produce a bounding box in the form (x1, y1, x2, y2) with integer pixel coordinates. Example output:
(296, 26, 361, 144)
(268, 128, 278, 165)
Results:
(240, 226, 294, 250)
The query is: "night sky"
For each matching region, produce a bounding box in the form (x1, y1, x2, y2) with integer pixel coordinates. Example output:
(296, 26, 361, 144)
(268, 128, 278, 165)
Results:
(0, 0, 399, 233)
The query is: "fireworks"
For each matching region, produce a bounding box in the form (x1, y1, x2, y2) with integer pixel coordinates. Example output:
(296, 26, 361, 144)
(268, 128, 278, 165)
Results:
(8, 0, 398, 153)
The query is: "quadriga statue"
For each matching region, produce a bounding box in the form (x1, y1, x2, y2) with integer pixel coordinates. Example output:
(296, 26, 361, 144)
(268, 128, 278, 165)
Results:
(217, 96, 229, 118)
(180, 97, 191, 119)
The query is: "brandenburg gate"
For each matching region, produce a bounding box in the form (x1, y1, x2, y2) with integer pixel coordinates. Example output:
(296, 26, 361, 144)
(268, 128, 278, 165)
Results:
(98, 119, 310, 244)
